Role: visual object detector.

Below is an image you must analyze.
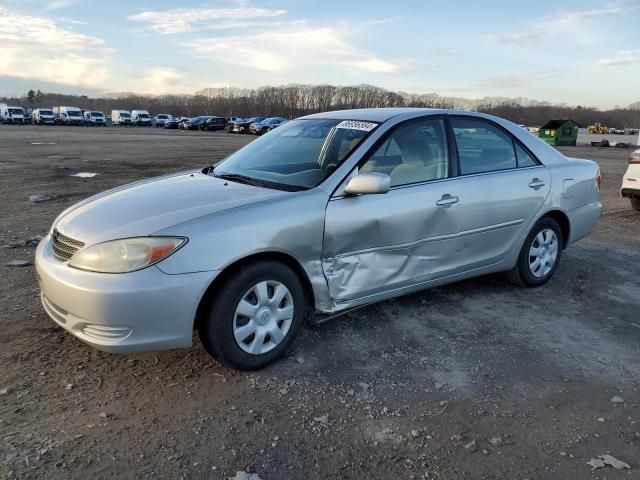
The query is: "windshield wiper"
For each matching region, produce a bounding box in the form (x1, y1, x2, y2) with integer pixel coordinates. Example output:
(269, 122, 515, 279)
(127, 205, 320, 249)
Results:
(214, 172, 266, 187)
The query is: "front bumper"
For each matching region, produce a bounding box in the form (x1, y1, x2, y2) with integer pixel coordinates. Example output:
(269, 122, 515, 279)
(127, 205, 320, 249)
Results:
(35, 235, 215, 353)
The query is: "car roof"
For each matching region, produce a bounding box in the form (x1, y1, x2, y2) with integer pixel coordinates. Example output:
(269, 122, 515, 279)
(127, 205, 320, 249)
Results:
(300, 108, 451, 122)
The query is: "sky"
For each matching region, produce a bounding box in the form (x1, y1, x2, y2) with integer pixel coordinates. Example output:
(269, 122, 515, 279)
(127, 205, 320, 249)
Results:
(0, 0, 639, 108)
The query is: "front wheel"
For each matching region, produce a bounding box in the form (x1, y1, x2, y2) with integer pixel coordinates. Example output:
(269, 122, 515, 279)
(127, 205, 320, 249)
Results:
(631, 197, 640, 211)
(506, 217, 563, 287)
(198, 260, 307, 370)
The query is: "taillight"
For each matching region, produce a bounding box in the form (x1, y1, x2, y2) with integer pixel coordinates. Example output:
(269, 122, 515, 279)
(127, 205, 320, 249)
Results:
(596, 169, 601, 190)
(630, 158, 640, 164)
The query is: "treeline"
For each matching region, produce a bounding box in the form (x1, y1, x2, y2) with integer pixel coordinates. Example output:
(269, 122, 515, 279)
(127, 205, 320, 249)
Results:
(3, 84, 640, 128)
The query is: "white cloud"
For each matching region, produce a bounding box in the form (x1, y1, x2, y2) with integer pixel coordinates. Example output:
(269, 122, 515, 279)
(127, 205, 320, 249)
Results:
(136, 67, 217, 95)
(484, 32, 541, 46)
(44, 0, 77, 12)
(484, 4, 628, 46)
(128, 7, 286, 34)
(0, 7, 109, 87)
(597, 50, 640, 66)
(187, 27, 403, 74)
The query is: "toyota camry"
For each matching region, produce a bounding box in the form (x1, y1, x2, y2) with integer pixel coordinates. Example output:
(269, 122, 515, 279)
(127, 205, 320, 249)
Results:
(36, 108, 602, 370)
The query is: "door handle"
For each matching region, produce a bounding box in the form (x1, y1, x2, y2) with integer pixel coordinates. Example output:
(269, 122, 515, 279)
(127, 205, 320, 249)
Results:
(529, 178, 546, 189)
(436, 194, 459, 207)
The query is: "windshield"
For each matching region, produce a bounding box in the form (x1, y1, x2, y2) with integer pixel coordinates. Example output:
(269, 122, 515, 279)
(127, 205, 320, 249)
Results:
(157, 115, 168, 119)
(40, 110, 53, 115)
(120, 112, 131, 118)
(8, 108, 23, 115)
(138, 113, 149, 118)
(90, 112, 104, 117)
(67, 110, 81, 117)
(213, 119, 378, 190)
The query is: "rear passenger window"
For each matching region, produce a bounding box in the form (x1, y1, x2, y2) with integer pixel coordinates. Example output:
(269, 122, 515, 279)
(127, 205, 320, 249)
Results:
(451, 119, 517, 175)
(514, 142, 537, 167)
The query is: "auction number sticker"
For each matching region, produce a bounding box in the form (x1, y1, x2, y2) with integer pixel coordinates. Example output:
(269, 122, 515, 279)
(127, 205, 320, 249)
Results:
(335, 120, 378, 132)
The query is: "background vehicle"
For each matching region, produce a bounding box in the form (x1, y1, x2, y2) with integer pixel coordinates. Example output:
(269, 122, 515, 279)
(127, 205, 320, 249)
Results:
(621, 149, 640, 211)
(163, 117, 187, 129)
(112, 110, 132, 126)
(1, 104, 25, 124)
(249, 117, 288, 135)
(131, 110, 152, 127)
(181, 116, 211, 130)
(224, 117, 244, 133)
(154, 114, 172, 127)
(201, 116, 227, 131)
(36, 109, 601, 370)
(232, 117, 264, 134)
(83, 111, 106, 126)
(53, 106, 83, 126)
(32, 108, 55, 125)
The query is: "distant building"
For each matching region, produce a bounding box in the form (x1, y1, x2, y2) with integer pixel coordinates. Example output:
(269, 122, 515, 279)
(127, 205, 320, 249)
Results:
(538, 119, 580, 146)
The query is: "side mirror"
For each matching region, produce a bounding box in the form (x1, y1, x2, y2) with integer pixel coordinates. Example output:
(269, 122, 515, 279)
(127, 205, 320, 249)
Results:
(344, 172, 390, 195)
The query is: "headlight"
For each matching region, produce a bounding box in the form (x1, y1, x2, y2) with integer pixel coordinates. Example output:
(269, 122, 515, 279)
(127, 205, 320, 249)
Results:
(69, 237, 186, 273)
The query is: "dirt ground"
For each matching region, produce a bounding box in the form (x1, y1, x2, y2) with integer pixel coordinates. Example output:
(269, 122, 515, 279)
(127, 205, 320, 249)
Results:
(1, 126, 639, 480)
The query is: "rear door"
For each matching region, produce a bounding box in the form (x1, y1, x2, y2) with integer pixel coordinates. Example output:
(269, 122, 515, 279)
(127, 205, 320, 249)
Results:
(446, 117, 551, 269)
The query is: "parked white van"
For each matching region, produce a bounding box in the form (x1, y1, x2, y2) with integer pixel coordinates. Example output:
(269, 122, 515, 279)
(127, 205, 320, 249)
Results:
(32, 108, 55, 125)
(84, 111, 106, 126)
(112, 110, 132, 126)
(1, 104, 25, 124)
(131, 110, 152, 127)
(53, 106, 83, 126)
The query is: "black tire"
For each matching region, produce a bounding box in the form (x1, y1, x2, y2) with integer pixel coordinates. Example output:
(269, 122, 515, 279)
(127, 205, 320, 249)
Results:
(631, 197, 640, 211)
(198, 260, 307, 370)
(506, 216, 563, 287)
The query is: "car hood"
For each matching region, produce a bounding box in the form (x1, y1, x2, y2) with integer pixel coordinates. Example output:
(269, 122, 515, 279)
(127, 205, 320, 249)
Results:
(54, 170, 288, 245)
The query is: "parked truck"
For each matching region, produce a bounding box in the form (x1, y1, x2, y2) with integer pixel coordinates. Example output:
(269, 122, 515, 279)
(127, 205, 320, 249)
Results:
(112, 110, 132, 126)
(131, 110, 152, 127)
(83, 111, 106, 126)
(32, 108, 55, 125)
(53, 106, 83, 126)
(1, 104, 25, 124)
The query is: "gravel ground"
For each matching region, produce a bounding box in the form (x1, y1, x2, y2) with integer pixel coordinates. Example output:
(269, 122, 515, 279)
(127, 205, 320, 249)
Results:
(1, 127, 639, 480)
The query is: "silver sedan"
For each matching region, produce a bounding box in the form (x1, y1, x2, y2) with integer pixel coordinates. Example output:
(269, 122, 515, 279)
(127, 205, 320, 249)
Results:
(36, 108, 602, 370)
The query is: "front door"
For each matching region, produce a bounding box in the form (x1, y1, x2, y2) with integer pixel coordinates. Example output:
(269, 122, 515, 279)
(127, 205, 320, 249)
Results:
(321, 118, 461, 302)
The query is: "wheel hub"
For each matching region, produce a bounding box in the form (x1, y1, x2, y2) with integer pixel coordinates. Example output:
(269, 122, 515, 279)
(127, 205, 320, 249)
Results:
(256, 307, 272, 326)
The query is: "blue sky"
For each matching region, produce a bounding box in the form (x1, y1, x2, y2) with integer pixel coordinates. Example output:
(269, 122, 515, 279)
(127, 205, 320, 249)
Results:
(1, 0, 639, 108)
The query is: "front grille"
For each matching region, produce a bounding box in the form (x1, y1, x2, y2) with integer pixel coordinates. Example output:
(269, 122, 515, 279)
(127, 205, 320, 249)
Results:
(52, 229, 85, 260)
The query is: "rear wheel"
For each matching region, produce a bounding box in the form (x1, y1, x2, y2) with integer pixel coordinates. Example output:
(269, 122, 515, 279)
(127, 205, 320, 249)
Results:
(198, 260, 306, 370)
(506, 217, 562, 287)
(631, 197, 640, 211)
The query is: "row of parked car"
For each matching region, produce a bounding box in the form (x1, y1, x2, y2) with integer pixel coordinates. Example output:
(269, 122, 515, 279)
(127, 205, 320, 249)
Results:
(0, 104, 156, 127)
(0, 104, 288, 134)
(165, 115, 288, 134)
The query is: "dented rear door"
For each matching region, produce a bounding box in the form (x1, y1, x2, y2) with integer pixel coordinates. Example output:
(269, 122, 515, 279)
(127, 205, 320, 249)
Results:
(321, 180, 461, 302)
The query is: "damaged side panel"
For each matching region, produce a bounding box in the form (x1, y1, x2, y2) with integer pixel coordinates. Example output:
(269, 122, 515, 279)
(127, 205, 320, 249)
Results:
(322, 182, 460, 302)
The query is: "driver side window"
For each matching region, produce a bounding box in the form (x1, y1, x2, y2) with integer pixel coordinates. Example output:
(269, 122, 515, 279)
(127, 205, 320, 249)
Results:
(359, 119, 449, 187)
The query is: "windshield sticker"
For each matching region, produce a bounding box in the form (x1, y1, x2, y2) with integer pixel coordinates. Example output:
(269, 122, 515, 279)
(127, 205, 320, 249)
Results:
(335, 120, 378, 132)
